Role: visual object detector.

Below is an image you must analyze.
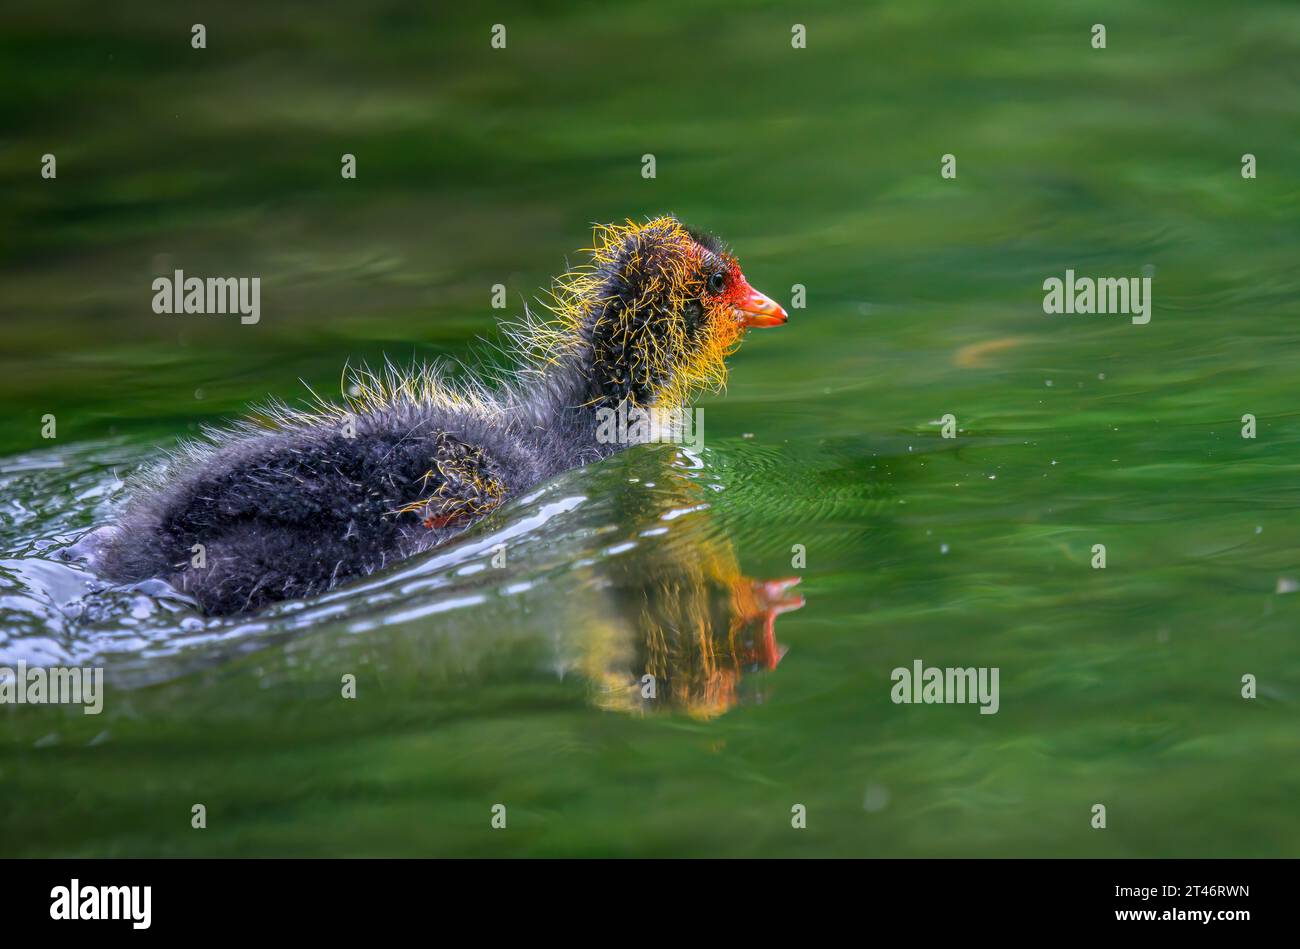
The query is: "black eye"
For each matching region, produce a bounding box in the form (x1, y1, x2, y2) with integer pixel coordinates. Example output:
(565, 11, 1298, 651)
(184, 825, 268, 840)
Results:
(707, 271, 727, 294)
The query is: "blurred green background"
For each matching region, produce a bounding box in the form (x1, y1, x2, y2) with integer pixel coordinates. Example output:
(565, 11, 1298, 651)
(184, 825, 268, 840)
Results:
(1, 1, 1298, 856)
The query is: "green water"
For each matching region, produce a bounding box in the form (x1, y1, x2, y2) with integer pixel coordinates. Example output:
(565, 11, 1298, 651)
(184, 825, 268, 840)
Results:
(2, 1, 1298, 857)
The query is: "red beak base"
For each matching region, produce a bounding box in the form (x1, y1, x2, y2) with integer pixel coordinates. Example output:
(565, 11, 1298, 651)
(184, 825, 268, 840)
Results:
(731, 278, 789, 328)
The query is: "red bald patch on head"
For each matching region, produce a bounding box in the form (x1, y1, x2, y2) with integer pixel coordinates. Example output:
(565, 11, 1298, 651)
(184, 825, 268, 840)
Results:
(716, 261, 746, 303)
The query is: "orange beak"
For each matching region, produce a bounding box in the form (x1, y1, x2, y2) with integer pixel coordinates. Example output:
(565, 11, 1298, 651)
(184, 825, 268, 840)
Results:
(731, 277, 788, 328)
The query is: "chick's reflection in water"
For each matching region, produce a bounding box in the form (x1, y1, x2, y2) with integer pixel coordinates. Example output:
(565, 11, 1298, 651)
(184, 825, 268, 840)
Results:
(566, 455, 804, 718)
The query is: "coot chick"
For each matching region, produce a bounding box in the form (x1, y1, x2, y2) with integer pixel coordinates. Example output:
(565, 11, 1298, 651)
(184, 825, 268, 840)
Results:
(97, 216, 788, 614)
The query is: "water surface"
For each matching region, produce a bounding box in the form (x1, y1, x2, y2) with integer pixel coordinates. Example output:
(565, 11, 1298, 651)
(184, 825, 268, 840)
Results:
(1, 0, 1298, 856)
